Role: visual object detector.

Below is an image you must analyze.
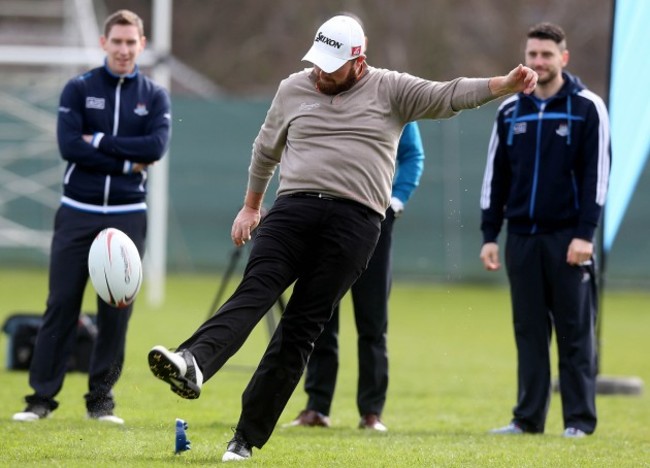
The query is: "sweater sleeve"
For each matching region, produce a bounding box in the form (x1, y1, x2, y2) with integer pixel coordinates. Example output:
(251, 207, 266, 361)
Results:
(450, 78, 494, 111)
(390, 73, 493, 124)
(248, 81, 287, 194)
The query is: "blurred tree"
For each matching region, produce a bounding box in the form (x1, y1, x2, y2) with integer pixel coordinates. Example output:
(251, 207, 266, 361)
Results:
(104, 0, 611, 97)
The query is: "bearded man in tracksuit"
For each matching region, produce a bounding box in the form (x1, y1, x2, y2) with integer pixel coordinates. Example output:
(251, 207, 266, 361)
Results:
(479, 23, 610, 438)
(13, 10, 171, 424)
(147, 15, 537, 461)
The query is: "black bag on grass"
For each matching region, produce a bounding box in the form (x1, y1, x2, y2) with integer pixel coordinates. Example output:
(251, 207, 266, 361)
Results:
(2, 313, 97, 372)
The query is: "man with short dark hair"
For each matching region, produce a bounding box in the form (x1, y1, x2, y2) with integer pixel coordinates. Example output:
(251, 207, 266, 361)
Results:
(480, 22, 610, 438)
(13, 9, 171, 425)
(148, 14, 537, 461)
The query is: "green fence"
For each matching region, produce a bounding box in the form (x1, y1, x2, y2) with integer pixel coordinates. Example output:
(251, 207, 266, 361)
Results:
(1, 95, 648, 287)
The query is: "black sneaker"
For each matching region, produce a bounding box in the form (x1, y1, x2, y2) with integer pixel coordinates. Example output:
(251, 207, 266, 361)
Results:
(12, 404, 51, 421)
(222, 432, 253, 461)
(148, 345, 203, 399)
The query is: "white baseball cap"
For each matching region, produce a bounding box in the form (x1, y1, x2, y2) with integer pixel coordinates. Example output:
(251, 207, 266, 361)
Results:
(302, 15, 365, 73)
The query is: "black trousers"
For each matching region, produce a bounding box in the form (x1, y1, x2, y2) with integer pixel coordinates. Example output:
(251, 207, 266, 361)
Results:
(505, 230, 598, 434)
(179, 194, 381, 448)
(304, 208, 395, 417)
(26, 205, 147, 413)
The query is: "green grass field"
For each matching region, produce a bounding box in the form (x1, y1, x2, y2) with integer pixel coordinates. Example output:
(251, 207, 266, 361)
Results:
(0, 269, 648, 467)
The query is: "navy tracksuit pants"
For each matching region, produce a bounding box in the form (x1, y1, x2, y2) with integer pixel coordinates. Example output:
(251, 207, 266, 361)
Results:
(26, 205, 147, 414)
(303, 208, 396, 417)
(505, 230, 598, 434)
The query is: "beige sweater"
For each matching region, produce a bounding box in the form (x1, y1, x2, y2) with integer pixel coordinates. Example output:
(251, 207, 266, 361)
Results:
(249, 66, 493, 216)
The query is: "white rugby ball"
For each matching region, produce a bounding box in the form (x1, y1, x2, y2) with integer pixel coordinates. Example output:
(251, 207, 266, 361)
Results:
(88, 227, 143, 308)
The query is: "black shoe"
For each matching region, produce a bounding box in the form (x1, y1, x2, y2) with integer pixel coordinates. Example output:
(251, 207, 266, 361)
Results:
(222, 431, 253, 461)
(148, 345, 203, 399)
(286, 409, 331, 427)
(359, 413, 388, 432)
(12, 404, 51, 421)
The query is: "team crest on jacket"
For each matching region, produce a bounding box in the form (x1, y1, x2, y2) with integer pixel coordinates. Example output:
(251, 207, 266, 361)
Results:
(86, 97, 105, 110)
(556, 123, 569, 137)
(513, 122, 527, 134)
(134, 103, 149, 116)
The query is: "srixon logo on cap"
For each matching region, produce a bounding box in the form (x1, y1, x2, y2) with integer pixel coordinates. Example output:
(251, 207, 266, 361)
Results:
(351, 46, 361, 56)
(315, 32, 343, 49)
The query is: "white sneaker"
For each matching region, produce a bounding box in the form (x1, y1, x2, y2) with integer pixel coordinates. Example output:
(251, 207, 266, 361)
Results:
(222, 432, 252, 461)
(148, 345, 203, 399)
(12, 405, 51, 421)
(13, 411, 44, 422)
(563, 427, 587, 438)
(489, 422, 524, 434)
(222, 451, 248, 462)
(88, 413, 125, 424)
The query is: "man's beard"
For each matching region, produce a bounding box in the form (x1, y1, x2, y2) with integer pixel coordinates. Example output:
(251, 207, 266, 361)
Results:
(536, 67, 559, 86)
(316, 66, 358, 95)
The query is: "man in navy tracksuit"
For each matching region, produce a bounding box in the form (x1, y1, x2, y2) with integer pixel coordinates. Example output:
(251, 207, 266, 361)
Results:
(479, 23, 610, 437)
(13, 10, 170, 424)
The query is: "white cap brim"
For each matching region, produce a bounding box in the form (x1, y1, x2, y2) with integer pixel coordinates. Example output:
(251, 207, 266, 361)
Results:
(302, 46, 348, 74)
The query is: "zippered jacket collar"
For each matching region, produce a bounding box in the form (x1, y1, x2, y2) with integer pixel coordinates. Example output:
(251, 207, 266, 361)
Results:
(102, 58, 140, 80)
(521, 71, 586, 101)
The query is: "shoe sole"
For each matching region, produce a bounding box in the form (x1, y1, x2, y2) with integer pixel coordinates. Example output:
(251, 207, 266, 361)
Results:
(222, 451, 249, 461)
(148, 347, 201, 400)
(284, 421, 330, 428)
(12, 412, 44, 422)
(359, 424, 388, 432)
(89, 415, 125, 424)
